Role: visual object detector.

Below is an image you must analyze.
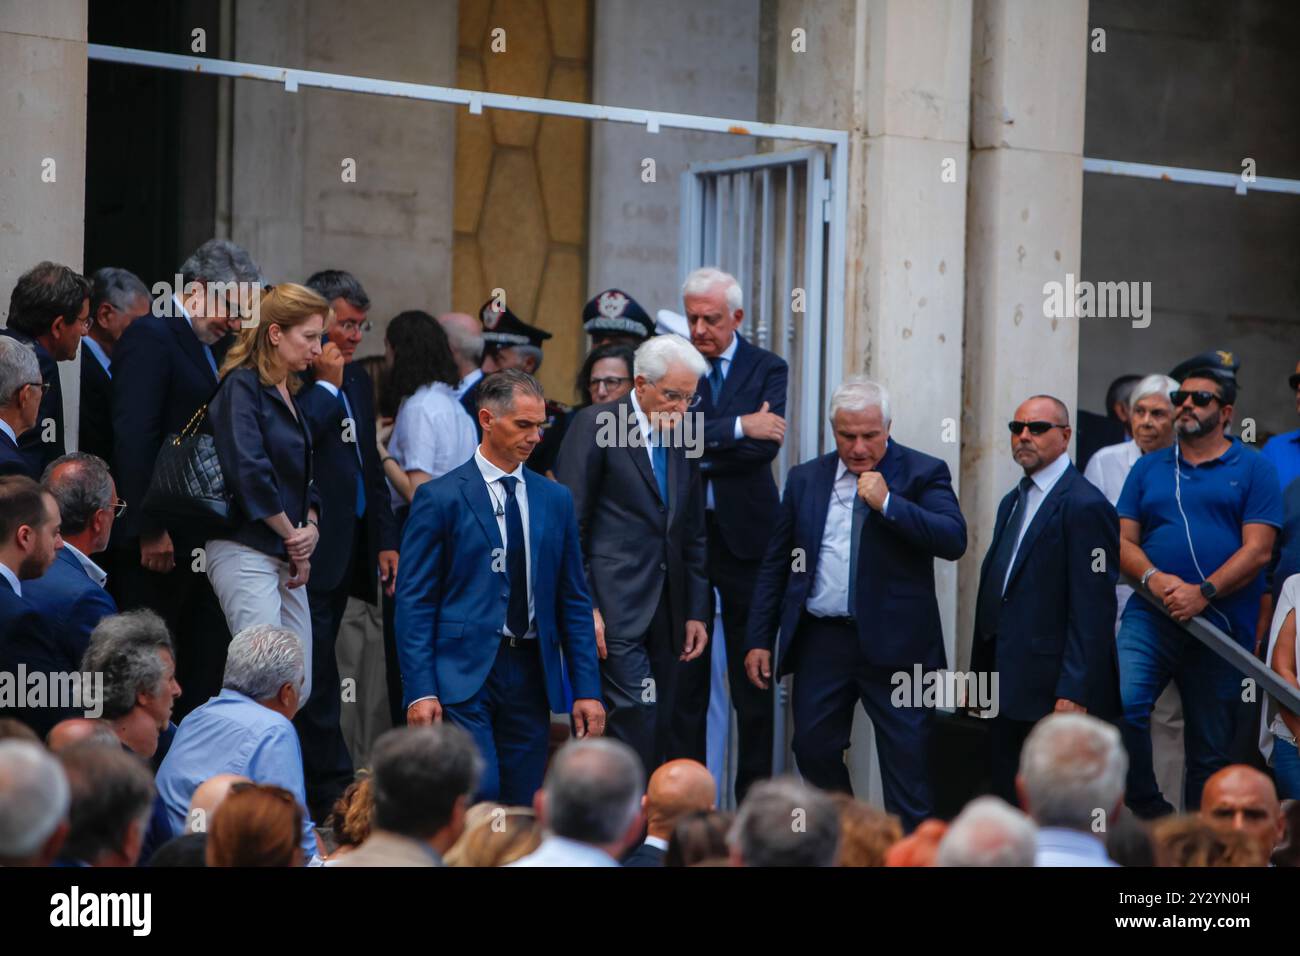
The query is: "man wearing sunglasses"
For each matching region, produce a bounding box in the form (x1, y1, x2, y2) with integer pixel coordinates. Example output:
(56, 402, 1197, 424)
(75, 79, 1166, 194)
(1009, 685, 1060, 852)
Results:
(971, 394, 1121, 804)
(1115, 350, 1282, 817)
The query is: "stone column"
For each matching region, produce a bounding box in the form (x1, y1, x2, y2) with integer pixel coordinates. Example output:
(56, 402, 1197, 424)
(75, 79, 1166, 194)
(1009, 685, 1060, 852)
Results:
(958, 0, 1089, 665)
(0, 0, 88, 447)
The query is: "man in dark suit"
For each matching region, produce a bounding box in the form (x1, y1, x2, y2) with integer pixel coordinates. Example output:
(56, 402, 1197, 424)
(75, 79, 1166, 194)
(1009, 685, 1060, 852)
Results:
(24, 454, 120, 672)
(679, 267, 788, 794)
(296, 269, 398, 820)
(0, 336, 45, 480)
(1, 262, 90, 475)
(745, 378, 966, 830)
(0, 476, 70, 737)
(79, 268, 151, 472)
(971, 394, 1120, 803)
(397, 370, 604, 805)
(622, 758, 715, 867)
(555, 334, 712, 775)
(438, 311, 485, 430)
(110, 239, 261, 719)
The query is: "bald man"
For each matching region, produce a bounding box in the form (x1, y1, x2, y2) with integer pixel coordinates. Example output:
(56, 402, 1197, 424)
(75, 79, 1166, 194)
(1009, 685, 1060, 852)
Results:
(46, 717, 118, 752)
(439, 312, 487, 422)
(623, 758, 715, 867)
(147, 772, 250, 868)
(1199, 765, 1285, 864)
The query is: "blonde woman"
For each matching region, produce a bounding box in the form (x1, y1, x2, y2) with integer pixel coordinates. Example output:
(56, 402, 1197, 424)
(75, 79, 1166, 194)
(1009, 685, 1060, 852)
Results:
(205, 283, 326, 699)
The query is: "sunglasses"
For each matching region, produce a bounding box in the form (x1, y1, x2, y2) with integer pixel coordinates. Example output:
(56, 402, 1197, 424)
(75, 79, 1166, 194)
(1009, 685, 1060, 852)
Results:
(1169, 389, 1221, 408)
(1008, 420, 1067, 436)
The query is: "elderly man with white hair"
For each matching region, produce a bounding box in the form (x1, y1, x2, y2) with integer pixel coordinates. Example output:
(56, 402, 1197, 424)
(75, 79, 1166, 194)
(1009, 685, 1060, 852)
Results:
(155, 624, 318, 862)
(936, 796, 1038, 867)
(745, 376, 966, 830)
(0, 739, 70, 866)
(1017, 712, 1127, 866)
(555, 334, 712, 776)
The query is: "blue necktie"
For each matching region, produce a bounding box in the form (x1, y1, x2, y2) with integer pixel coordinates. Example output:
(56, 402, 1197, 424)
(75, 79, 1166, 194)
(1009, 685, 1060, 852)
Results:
(708, 358, 724, 404)
(339, 388, 366, 517)
(499, 476, 530, 638)
(651, 442, 670, 506)
(846, 492, 867, 616)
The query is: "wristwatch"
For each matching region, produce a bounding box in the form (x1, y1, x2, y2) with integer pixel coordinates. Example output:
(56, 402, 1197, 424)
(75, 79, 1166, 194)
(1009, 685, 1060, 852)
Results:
(1199, 580, 1217, 600)
(1140, 567, 1159, 591)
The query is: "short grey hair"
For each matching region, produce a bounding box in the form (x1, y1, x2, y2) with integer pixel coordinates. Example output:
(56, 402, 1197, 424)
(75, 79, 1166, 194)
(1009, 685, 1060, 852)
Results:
(1019, 713, 1127, 831)
(179, 238, 263, 286)
(1129, 373, 1179, 414)
(544, 738, 644, 845)
(512, 344, 544, 373)
(681, 266, 743, 314)
(936, 796, 1038, 867)
(478, 368, 544, 415)
(82, 610, 175, 721)
(634, 334, 708, 384)
(0, 740, 69, 860)
(0, 335, 40, 407)
(222, 625, 306, 701)
(440, 315, 484, 364)
(729, 776, 840, 867)
(89, 267, 150, 316)
(41, 452, 113, 536)
(829, 376, 892, 425)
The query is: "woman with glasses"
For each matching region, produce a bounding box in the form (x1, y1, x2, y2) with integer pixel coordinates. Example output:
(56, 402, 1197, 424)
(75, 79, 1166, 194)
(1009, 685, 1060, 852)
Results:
(375, 310, 478, 516)
(528, 344, 638, 480)
(205, 283, 325, 699)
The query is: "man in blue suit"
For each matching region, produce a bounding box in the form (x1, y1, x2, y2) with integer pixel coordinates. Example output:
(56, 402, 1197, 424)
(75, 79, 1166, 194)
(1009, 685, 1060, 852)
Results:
(110, 239, 259, 719)
(296, 270, 399, 820)
(24, 454, 120, 673)
(396, 369, 605, 804)
(0, 475, 69, 737)
(680, 267, 789, 795)
(745, 378, 966, 830)
(971, 394, 1120, 804)
(0, 336, 45, 480)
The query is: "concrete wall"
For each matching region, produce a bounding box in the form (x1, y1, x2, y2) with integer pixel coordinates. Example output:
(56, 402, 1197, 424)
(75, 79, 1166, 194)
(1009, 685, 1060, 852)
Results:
(231, 0, 459, 361)
(0, 0, 88, 446)
(588, 0, 761, 317)
(1080, 0, 1300, 440)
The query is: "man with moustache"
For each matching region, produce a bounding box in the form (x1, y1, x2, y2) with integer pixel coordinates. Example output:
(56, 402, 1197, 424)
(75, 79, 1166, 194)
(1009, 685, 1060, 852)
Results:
(971, 394, 1120, 803)
(397, 370, 604, 805)
(1116, 351, 1282, 816)
(111, 239, 262, 718)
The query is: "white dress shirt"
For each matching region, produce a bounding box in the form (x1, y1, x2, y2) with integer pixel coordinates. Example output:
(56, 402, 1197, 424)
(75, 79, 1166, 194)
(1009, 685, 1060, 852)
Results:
(1034, 827, 1117, 867)
(1083, 440, 1143, 630)
(806, 460, 858, 617)
(0, 560, 22, 597)
(474, 447, 534, 636)
(1003, 452, 1071, 593)
(0, 418, 17, 448)
(629, 389, 665, 482)
(61, 541, 108, 589)
(509, 836, 620, 867)
(388, 381, 478, 510)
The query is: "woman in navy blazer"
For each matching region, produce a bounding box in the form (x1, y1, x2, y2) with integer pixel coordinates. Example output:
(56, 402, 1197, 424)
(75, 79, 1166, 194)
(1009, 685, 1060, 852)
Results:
(205, 283, 326, 699)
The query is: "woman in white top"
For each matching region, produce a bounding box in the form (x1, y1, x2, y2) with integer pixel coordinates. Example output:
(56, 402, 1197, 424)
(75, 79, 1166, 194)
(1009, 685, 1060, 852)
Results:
(375, 310, 477, 514)
(1260, 573, 1300, 798)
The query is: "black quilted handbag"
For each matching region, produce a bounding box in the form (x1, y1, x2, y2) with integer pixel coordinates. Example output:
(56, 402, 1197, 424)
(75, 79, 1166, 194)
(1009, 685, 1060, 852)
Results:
(141, 381, 234, 531)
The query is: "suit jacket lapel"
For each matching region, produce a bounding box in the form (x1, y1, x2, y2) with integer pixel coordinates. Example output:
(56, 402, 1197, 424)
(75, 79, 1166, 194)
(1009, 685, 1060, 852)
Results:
(167, 313, 218, 386)
(805, 453, 839, 579)
(716, 335, 757, 411)
(459, 467, 503, 551)
(1005, 467, 1072, 591)
(620, 397, 661, 502)
(523, 470, 547, 578)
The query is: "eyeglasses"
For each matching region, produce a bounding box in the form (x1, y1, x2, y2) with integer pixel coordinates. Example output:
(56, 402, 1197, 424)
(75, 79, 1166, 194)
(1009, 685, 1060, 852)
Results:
(25, 381, 50, 395)
(657, 385, 701, 408)
(1169, 389, 1221, 408)
(589, 376, 630, 391)
(1008, 420, 1067, 436)
(337, 319, 373, 335)
(109, 498, 128, 518)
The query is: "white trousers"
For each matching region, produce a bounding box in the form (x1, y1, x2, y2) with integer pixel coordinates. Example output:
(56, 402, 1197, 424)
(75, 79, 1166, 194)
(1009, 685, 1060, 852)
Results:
(205, 538, 313, 701)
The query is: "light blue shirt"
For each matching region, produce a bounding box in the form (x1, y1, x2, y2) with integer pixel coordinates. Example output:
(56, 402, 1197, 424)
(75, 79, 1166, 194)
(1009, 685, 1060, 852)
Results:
(83, 336, 112, 378)
(155, 687, 316, 861)
(509, 835, 620, 867)
(0, 560, 21, 597)
(1034, 827, 1117, 867)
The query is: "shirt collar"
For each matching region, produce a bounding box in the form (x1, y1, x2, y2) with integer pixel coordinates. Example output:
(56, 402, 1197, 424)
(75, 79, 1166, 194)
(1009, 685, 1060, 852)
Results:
(716, 333, 739, 366)
(61, 541, 108, 588)
(173, 294, 193, 330)
(458, 368, 483, 395)
(0, 561, 22, 597)
(643, 835, 670, 852)
(0, 418, 16, 446)
(83, 336, 112, 375)
(474, 446, 525, 484)
(1037, 827, 1111, 859)
(629, 389, 652, 438)
(1028, 451, 1071, 493)
(835, 440, 891, 482)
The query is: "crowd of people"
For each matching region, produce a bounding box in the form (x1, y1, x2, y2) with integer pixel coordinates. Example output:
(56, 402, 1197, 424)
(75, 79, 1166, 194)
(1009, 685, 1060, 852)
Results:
(0, 237, 1298, 867)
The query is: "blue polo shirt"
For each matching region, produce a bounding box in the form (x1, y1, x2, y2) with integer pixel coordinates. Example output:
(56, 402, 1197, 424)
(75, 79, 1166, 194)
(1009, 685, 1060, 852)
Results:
(1263, 427, 1300, 490)
(1116, 437, 1283, 644)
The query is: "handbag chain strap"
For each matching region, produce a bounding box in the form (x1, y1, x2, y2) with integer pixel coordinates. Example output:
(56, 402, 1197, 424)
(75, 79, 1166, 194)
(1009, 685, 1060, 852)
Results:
(172, 372, 228, 445)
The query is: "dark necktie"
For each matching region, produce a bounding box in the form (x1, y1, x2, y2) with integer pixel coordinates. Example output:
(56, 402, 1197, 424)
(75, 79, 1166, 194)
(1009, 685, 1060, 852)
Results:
(339, 387, 366, 517)
(651, 442, 670, 506)
(499, 476, 530, 638)
(846, 490, 867, 616)
(976, 476, 1035, 639)
(708, 358, 725, 404)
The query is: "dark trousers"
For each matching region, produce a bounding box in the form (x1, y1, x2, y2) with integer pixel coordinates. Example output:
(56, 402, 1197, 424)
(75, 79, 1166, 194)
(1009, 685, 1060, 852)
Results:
(700, 513, 773, 800)
(603, 591, 682, 775)
(380, 505, 410, 728)
(988, 715, 1036, 807)
(790, 614, 934, 832)
(295, 579, 357, 822)
(443, 639, 551, 805)
(110, 539, 230, 722)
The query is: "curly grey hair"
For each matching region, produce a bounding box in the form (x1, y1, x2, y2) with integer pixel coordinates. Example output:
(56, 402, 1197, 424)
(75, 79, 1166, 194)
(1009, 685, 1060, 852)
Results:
(222, 625, 305, 701)
(81, 610, 175, 721)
